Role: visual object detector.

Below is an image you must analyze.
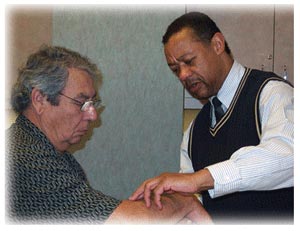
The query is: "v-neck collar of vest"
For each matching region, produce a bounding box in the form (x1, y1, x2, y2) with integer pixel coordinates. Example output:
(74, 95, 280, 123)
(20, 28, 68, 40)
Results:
(209, 67, 252, 137)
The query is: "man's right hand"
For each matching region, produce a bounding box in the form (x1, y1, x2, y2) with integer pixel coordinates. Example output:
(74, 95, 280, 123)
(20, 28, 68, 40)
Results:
(129, 169, 214, 210)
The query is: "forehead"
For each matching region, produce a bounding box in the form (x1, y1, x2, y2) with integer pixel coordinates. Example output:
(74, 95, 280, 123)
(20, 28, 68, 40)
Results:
(164, 28, 206, 59)
(167, 27, 198, 43)
(64, 68, 95, 96)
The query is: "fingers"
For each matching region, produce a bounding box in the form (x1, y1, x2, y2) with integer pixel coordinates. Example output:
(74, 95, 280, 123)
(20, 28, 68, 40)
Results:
(143, 182, 153, 208)
(152, 182, 172, 209)
(129, 184, 145, 201)
(153, 190, 163, 210)
(130, 173, 190, 209)
(129, 178, 160, 208)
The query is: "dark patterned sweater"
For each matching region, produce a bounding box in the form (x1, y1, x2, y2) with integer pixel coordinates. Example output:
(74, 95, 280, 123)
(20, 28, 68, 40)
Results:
(6, 115, 121, 223)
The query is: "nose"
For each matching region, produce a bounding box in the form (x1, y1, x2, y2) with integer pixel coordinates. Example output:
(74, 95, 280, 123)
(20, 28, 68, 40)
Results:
(178, 64, 192, 82)
(83, 106, 98, 121)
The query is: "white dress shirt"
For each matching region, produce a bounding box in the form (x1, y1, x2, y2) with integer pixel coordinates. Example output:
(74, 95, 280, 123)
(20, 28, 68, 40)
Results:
(180, 61, 294, 198)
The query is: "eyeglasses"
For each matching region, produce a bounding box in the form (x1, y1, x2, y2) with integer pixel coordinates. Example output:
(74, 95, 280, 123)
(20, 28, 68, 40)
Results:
(59, 93, 103, 112)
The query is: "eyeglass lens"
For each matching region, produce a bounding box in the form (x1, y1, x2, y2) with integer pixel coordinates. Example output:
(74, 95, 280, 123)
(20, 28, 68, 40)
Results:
(81, 100, 102, 111)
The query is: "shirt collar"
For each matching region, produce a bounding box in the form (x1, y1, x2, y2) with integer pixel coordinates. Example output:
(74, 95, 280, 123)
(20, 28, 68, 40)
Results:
(15, 114, 68, 155)
(214, 60, 245, 110)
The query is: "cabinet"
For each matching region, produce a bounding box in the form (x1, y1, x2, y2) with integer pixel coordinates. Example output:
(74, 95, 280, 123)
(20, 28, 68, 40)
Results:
(184, 4, 294, 109)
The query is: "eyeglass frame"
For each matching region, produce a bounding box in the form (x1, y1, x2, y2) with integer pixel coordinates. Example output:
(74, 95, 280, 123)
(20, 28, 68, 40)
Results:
(58, 93, 103, 112)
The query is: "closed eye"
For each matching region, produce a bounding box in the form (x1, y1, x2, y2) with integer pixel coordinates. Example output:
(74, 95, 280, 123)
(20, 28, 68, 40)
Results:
(184, 56, 196, 65)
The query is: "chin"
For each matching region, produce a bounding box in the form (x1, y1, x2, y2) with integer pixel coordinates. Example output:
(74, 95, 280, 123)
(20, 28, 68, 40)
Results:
(70, 136, 83, 145)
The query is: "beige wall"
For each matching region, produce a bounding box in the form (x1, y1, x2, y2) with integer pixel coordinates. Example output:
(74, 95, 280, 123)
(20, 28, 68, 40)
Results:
(183, 109, 200, 131)
(6, 6, 53, 127)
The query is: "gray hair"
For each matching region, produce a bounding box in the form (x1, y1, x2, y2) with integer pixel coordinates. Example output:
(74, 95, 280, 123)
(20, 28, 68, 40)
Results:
(11, 45, 102, 113)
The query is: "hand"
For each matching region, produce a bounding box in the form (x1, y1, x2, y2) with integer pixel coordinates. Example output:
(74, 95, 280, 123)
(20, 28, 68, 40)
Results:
(129, 170, 214, 209)
(185, 197, 213, 224)
(170, 193, 212, 224)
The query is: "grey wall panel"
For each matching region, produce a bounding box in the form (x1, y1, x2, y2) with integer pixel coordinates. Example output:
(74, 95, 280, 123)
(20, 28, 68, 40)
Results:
(53, 5, 185, 199)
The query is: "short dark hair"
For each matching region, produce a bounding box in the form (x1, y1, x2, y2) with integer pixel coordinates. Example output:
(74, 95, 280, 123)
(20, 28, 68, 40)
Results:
(162, 12, 231, 55)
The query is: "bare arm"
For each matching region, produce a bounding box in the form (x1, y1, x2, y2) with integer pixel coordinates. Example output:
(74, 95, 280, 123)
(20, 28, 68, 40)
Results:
(105, 193, 212, 224)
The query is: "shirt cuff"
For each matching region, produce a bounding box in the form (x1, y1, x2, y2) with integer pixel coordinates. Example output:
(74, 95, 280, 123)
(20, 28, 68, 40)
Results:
(206, 160, 242, 198)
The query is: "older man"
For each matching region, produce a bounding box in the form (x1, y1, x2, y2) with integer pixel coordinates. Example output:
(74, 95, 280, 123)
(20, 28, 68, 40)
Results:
(6, 45, 211, 224)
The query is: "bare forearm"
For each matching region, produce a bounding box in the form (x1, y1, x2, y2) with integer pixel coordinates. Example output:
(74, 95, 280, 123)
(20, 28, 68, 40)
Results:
(106, 194, 211, 224)
(106, 200, 182, 224)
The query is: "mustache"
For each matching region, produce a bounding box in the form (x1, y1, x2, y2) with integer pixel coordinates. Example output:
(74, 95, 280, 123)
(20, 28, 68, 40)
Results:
(184, 77, 204, 89)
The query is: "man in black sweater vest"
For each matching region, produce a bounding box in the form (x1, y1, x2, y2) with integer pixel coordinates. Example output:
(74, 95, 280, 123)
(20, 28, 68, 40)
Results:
(130, 12, 294, 224)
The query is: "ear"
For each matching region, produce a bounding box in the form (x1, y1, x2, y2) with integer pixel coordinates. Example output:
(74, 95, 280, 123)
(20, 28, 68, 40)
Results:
(31, 88, 48, 115)
(211, 32, 225, 55)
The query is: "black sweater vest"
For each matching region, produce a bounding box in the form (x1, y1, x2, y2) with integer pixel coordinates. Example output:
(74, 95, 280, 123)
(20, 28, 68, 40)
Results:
(189, 68, 293, 223)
